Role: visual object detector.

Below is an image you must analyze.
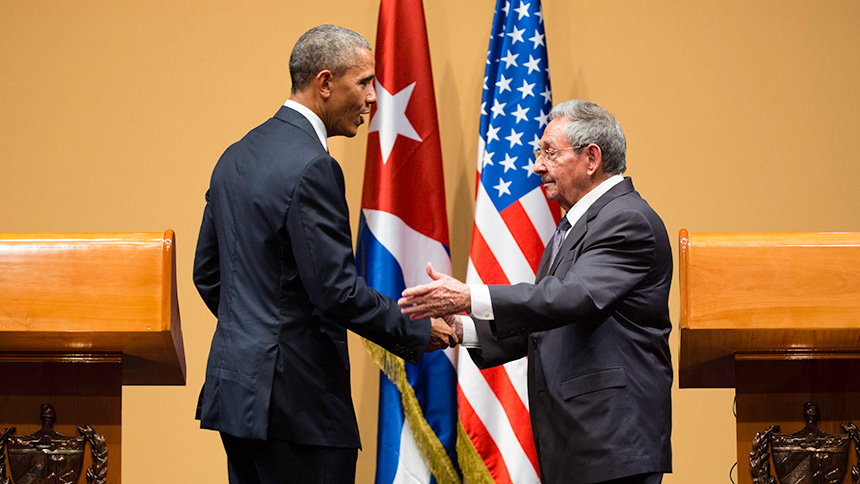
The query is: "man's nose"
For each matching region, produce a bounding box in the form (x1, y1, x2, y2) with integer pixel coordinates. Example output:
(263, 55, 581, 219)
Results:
(533, 155, 546, 174)
(367, 83, 377, 105)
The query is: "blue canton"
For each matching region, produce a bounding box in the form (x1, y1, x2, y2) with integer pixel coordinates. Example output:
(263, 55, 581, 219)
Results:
(479, 0, 552, 212)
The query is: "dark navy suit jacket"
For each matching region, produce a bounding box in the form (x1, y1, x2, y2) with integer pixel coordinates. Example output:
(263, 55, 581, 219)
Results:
(193, 106, 430, 447)
(470, 178, 673, 483)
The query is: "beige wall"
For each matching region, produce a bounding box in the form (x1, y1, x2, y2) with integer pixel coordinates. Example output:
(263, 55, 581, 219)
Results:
(2, 1, 859, 482)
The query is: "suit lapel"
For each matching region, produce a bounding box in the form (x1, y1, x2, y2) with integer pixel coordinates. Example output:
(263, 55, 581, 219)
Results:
(546, 217, 586, 275)
(543, 178, 636, 276)
(273, 106, 321, 146)
(535, 241, 554, 282)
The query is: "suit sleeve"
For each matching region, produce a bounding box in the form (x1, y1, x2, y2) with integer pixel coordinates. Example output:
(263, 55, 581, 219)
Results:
(467, 318, 528, 369)
(285, 155, 431, 364)
(489, 207, 657, 340)
(193, 189, 220, 316)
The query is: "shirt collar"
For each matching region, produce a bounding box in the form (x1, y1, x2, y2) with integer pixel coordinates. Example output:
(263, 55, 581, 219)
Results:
(564, 174, 625, 229)
(283, 99, 328, 151)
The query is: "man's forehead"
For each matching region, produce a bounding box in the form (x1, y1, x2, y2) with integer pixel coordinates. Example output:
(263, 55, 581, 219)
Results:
(353, 47, 374, 66)
(344, 48, 375, 75)
(541, 118, 568, 145)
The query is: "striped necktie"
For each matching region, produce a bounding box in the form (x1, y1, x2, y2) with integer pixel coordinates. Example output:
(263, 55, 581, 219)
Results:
(549, 216, 572, 268)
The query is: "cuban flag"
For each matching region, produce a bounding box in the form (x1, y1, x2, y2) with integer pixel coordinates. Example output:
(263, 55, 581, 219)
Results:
(356, 0, 459, 483)
(456, 0, 556, 482)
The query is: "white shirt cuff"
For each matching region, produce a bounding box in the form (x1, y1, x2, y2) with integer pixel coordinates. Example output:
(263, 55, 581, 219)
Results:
(460, 315, 481, 348)
(469, 284, 494, 320)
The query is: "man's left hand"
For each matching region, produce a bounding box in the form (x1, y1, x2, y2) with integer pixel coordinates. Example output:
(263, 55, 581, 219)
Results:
(398, 262, 471, 320)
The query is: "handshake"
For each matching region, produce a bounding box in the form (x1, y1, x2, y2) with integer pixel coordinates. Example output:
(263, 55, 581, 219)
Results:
(397, 262, 473, 352)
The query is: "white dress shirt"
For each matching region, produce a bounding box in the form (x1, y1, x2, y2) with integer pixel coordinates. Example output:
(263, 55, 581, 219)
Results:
(461, 174, 625, 347)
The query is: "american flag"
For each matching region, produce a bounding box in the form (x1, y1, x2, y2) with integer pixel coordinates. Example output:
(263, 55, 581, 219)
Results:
(457, 0, 557, 482)
(357, 0, 460, 483)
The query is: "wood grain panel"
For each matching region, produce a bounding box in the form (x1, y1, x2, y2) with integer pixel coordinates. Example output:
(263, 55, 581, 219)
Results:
(0, 232, 185, 384)
(679, 230, 860, 388)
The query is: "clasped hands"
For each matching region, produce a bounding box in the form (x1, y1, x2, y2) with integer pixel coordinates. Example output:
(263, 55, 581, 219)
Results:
(399, 263, 471, 352)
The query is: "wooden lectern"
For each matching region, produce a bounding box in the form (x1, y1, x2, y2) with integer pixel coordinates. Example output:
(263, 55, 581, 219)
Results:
(679, 230, 860, 483)
(0, 231, 186, 483)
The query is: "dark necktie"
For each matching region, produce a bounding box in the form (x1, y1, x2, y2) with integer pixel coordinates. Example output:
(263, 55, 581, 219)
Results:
(549, 216, 572, 267)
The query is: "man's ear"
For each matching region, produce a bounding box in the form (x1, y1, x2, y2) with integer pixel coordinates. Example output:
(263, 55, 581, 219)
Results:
(585, 144, 603, 176)
(316, 70, 334, 100)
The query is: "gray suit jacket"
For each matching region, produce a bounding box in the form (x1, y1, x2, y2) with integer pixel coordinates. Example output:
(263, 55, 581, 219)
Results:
(470, 178, 673, 484)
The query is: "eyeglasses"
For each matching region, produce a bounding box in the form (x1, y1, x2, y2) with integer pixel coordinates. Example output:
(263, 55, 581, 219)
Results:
(534, 143, 589, 161)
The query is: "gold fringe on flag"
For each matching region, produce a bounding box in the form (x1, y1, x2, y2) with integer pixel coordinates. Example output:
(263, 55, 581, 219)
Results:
(456, 420, 494, 484)
(362, 338, 461, 484)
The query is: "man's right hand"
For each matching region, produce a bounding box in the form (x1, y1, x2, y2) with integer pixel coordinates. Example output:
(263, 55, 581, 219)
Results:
(400, 262, 471, 321)
(426, 316, 461, 352)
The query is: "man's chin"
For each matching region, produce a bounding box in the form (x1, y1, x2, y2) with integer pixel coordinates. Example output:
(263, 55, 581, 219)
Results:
(349, 120, 365, 136)
(333, 126, 359, 138)
(542, 184, 560, 201)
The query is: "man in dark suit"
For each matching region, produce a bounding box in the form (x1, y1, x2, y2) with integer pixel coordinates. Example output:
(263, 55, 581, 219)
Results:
(193, 25, 458, 484)
(399, 100, 673, 484)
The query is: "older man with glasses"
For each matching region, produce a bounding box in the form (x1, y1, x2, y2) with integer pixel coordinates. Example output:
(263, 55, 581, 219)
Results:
(399, 99, 674, 484)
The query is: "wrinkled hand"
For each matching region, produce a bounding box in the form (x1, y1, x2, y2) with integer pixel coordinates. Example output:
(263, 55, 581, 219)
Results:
(426, 316, 460, 352)
(399, 262, 471, 321)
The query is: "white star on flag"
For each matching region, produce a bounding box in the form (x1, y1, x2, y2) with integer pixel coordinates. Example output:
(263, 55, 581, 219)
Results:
(541, 86, 552, 103)
(501, 50, 519, 68)
(529, 31, 545, 48)
(500, 153, 518, 172)
(512, 104, 529, 123)
(494, 177, 512, 196)
(498, 74, 513, 93)
(483, 150, 495, 168)
(535, 109, 549, 128)
(491, 99, 507, 118)
(524, 55, 541, 74)
(523, 157, 536, 176)
(517, 79, 535, 99)
(505, 128, 523, 147)
(506, 26, 525, 44)
(368, 80, 422, 164)
(514, 2, 530, 19)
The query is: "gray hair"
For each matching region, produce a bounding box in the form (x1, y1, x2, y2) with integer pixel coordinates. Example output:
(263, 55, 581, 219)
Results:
(289, 25, 371, 93)
(549, 100, 627, 175)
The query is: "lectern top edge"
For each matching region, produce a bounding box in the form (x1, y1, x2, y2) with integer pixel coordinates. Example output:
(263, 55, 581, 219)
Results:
(679, 229, 860, 247)
(678, 228, 860, 389)
(0, 230, 185, 385)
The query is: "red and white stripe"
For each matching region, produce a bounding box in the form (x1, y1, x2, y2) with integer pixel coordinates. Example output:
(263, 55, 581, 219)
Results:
(457, 181, 558, 484)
